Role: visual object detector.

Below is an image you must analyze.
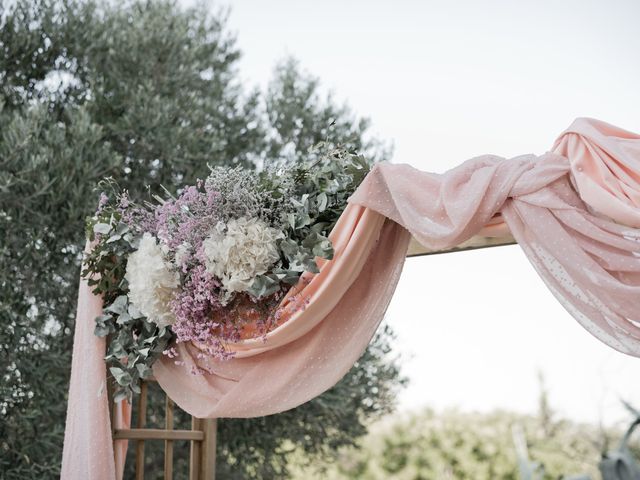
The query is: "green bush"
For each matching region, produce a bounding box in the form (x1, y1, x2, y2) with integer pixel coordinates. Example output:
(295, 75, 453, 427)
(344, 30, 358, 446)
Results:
(290, 408, 609, 480)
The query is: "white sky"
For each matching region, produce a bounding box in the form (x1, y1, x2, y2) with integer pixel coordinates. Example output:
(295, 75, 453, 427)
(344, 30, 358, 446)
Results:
(206, 0, 640, 426)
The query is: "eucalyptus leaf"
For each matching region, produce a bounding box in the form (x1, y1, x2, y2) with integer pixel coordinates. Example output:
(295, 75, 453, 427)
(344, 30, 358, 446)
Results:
(248, 274, 280, 298)
(116, 312, 131, 325)
(109, 367, 132, 386)
(136, 363, 153, 378)
(94, 323, 111, 337)
(105, 295, 128, 315)
(317, 192, 328, 212)
(93, 222, 112, 234)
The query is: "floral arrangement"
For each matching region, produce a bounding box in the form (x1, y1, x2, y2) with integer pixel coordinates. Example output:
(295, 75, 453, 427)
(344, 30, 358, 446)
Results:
(83, 144, 370, 401)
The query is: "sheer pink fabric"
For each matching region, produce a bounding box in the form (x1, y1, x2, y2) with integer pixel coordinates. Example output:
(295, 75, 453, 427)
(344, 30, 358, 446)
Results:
(61, 246, 131, 480)
(62, 118, 640, 480)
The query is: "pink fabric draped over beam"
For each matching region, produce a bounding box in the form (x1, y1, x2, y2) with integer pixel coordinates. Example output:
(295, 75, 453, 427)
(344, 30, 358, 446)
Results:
(62, 118, 640, 480)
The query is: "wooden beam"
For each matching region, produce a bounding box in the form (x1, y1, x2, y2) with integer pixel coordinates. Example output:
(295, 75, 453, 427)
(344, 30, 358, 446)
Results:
(406, 234, 516, 257)
(114, 428, 205, 441)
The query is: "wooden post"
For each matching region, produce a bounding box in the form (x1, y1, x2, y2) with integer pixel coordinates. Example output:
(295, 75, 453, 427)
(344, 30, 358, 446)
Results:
(201, 418, 217, 479)
(164, 397, 174, 480)
(188, 417, 217, 479)
(189, 417, 203, 480)
(135, 381, 148, 480)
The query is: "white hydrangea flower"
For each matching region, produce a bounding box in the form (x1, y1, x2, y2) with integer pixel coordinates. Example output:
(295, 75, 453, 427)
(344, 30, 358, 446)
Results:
(202, 217, 282, 295)
(125, 233, 179, 327)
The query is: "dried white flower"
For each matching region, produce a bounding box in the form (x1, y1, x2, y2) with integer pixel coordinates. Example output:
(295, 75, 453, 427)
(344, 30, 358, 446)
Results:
(202, 217, 282, 295)
(125, 233, 179, 327)
(174, 242, 191, 268)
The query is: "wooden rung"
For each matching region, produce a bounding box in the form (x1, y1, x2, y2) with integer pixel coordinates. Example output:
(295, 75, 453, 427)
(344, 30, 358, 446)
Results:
(114, 428, 205, 441)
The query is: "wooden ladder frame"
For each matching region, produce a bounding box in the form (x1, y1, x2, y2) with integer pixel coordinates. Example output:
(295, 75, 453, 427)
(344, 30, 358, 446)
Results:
(109, 379, 218, 480)
(107, 233, 515, 478)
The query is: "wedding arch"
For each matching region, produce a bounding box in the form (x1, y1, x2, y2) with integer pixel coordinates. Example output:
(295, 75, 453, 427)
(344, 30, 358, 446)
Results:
(62, 118, 640, 479)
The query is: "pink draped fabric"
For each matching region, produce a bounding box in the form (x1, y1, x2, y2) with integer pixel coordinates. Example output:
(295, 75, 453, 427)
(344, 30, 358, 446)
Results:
(61, 245, 131, 480)
(62, 118, 640, 479)
(553, 118, 640, 228)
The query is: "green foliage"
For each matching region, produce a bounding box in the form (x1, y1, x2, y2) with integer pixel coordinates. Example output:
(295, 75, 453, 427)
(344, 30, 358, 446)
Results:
(288, 388, 640, 480)
(0, 0, 400, 478)
(289, 408, 624, 480)
(250, 144, 371, 296)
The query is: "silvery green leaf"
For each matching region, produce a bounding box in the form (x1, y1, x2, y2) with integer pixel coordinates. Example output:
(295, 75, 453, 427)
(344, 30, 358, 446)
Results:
(123, 233, 135, 245)
(94, 323, 111, 337)
(295, 213, 311, 229)
(141, 320, 157, 334)
(288, 213, 296, 229)
(317, 192, 328, 212)
(115, 223, 129, 235)
(301, 232, 317, 247)
(116, 328, 133, 347)
(310, 222, 330, 233)
(109, 367, 132, 386)
(287, 256, 306, 272)
(312, 237, 333, 259)
(273, 269, 301, 285)
(279, 238, 299, 259)
(106, 234, 121, 243)
(95, 314, 112, 324)
(105, 295, 128, 315)
(136, 363, 152, 378)
(248, 274, 280, 298)
(93, 223, 112, 234)
(303, 258, 320, 274)
(108, 339, 127, 358)
(128, 234, 142, 249)
(138, 347, 150, 358)
(116, 312, 131, 325)
(290, 197, 303, 208)
(301, 232, 332, 258)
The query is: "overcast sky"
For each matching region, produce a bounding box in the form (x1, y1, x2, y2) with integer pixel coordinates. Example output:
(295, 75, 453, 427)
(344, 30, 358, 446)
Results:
(197, 0, 640, 426)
